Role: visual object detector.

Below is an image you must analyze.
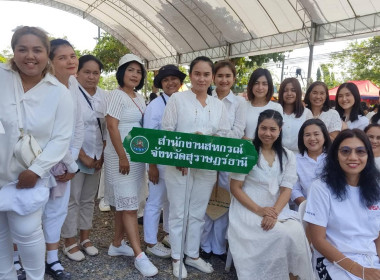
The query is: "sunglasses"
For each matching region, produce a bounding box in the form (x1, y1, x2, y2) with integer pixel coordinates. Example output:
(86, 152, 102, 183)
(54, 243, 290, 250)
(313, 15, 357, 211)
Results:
(338, 146, 367, 157)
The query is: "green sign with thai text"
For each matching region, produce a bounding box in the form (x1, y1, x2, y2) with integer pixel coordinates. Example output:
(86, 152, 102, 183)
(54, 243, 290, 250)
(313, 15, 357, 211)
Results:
(123, 127, 258, 174)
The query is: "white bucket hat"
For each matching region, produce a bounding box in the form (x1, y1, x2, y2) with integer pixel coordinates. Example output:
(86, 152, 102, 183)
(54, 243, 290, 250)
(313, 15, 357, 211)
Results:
(118, 53, 144, 69)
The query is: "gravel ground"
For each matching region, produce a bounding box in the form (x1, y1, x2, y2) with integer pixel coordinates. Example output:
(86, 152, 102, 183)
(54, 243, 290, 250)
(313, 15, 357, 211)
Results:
(47, 201, 237, 280)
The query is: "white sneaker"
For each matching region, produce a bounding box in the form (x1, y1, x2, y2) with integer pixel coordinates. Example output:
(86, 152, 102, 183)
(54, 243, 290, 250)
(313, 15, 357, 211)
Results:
(108, 240, 134, 256)
(162, 235, 171, 248)
(185, 257, 214, 273)
(146, 242, 171, 258)
(173, 260, 187, 278)
(99, 198, 110, 212)
(134, 252, 158, 277)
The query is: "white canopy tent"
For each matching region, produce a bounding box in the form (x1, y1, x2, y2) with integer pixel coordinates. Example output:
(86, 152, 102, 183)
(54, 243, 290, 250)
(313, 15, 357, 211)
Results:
(5, 0, 380, 73)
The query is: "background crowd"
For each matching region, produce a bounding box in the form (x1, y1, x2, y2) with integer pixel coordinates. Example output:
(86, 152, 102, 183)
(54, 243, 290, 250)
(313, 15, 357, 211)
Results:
(1, 26, 380, 280)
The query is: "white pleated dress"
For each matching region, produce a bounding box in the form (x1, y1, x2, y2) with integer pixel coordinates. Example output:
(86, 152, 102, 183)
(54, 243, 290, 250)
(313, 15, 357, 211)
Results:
(104, 89, 146, 211)
(228, 149, 314, 280)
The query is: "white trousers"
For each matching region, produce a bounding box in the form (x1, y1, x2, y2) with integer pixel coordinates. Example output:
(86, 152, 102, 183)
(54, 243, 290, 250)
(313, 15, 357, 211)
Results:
(200, 212, 228, 254)
(42, 183, 71, 243)
(165, 166, 216, 259)
(143, 165, 169, 244)
(0, 209, 45, 280)
(61, 172, 100, 238)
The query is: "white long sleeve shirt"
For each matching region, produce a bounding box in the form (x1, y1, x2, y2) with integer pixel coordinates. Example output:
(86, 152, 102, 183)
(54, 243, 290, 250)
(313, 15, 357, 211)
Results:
(0, 64, 74, 186)
(144, 93, 169, 130)
(75, 82, 107, 160)
(161, 90, 231, 136)
(212, 90, 246, 139)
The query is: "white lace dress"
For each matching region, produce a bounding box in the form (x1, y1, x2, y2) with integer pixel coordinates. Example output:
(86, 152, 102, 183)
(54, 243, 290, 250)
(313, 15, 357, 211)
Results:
(104, 89, 146, 211)
(228, 148, 314, 280)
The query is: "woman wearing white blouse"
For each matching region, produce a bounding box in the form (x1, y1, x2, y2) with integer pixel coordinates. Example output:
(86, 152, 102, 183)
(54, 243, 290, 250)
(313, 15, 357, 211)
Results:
(0, 26, 73, 280)
(229, 109, 313, 280)
(291, 119, 331, 206)
(244, 68, 283, 140)
(161, 56, 230, 278)
(304, 81, 342, 140)
(335, 82, 369, 130)
(201, 60, 246, 260)
(278, 78, 313, 154)
(61, 55, 106, 264)
(365, 124, 380, 169)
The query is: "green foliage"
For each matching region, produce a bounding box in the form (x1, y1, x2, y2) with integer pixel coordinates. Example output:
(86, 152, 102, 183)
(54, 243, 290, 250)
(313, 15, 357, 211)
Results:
(316, 67, 322, 81)
(98, 75, 118, 91)
(332, 36, 380, 86)
(92, 34, 129, 73)
(319, 63, 340, 88)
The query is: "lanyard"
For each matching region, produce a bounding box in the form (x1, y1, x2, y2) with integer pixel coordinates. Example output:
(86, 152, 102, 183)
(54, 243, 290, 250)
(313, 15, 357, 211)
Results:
(78, 86, 103, 138)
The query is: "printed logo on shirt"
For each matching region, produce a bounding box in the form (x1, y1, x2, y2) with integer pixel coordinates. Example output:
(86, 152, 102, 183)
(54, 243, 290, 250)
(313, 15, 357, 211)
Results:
(305, 210, 316, 216)
(130, 136, 149, 154)
(368, 205, 380, 211)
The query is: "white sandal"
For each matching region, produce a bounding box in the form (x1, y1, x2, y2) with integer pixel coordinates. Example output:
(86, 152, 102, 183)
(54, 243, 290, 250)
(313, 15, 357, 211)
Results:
(80, 239, 99, 256)
(63, 243, 85, 261)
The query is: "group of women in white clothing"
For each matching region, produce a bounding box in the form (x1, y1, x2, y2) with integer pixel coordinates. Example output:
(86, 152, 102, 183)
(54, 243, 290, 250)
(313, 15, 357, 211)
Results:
(2, 25, 380, 280)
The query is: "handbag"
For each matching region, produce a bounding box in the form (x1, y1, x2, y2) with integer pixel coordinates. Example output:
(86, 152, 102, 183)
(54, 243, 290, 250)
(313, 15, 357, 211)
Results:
(12, 74, 42, 168)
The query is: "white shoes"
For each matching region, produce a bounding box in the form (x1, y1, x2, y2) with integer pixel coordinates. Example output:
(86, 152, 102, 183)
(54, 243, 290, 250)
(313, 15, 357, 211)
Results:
(108, 240, 134, 256)
(173, 260, 187, 278)
(99, 198, 110, 212)
(146, 242, 171, 258)
(80, 239, 99, 256)
(134, 252, 158, 277)
(162, 235, 171, 248)
(185, 257, 214, 273)
(63, 244, 85, 262)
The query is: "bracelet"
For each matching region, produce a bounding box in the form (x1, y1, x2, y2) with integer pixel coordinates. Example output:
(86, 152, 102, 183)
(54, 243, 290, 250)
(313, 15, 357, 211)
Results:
(119, 156, 127, 160)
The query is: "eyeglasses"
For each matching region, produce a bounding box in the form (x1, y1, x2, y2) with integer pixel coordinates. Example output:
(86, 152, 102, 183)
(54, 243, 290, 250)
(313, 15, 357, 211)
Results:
(338, 146, 367, 157)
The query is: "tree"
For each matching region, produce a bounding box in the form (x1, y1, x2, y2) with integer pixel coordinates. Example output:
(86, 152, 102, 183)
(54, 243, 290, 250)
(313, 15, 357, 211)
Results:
(92, 33, 129, 73)
(332, 36, 380, 86)
(316, 67, 322, 81)
(319, 63, 340, 88)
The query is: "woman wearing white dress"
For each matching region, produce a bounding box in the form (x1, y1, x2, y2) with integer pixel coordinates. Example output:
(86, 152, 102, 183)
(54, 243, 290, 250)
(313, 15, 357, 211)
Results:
(161, 56, 230, 278)
(304, 81, 342, 140)
(61, 55, 106, 263)
(335, 82, 369, 130)
(0, 26, 73, 280)
(200, 60, 246, 260)
(229, 109, 314, 280)
(244, 68, 283, 140)
(291, 119, 331, 206)
(365, 124, 380, 169)
(278, 77, 313, 154)
(104, 54, 158, 277)
(304, 129, 380, 280)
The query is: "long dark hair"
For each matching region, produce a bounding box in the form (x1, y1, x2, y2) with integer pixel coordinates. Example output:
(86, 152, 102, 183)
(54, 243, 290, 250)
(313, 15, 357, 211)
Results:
(335, 82, 363, 122)
(247, 68, 274, 103)
(321, 129, 380, 207)
(253, 109, 287, 172)
(304, 81, 331, 112)
(278, 78, 304, 118)
(298, 119, 331, 156)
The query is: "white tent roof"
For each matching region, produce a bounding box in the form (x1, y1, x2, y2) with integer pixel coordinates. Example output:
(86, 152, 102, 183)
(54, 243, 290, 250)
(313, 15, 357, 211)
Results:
(8, 0, 380, 69)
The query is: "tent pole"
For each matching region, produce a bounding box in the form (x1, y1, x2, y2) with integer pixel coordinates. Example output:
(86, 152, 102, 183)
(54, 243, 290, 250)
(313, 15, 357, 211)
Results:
(307, 22, 316, 87)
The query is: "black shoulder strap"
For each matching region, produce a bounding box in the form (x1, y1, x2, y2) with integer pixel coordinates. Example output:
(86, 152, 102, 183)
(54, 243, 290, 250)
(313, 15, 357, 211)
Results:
(161, 94, 167, 106)
(78, 86, 103, 138)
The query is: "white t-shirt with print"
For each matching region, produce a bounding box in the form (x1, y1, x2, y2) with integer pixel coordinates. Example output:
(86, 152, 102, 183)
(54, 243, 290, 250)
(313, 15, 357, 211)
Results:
(304, 179, 380, 257)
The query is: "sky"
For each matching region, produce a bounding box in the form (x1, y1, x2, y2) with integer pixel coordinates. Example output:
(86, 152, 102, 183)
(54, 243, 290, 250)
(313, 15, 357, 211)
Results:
(0, 1, 370, 84)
